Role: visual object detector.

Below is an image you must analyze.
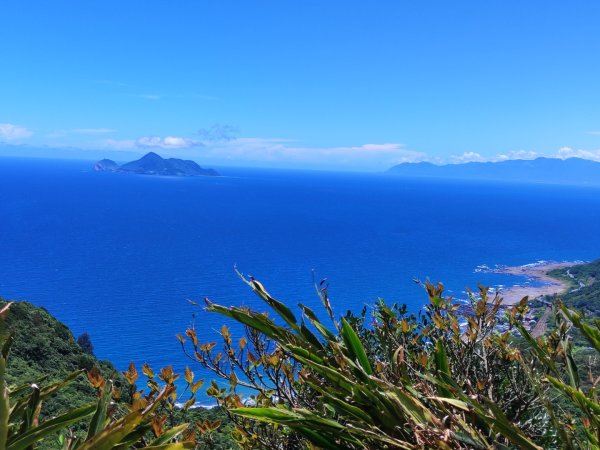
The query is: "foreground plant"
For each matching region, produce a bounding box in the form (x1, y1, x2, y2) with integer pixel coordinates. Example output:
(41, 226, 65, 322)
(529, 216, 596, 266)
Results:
(510, 302, 600, 447)
(0, 302, 193, 450)
(182, 273, 600, 449)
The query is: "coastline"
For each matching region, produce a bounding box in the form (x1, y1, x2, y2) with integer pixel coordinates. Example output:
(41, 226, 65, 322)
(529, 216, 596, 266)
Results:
(489, 261, 580, 305)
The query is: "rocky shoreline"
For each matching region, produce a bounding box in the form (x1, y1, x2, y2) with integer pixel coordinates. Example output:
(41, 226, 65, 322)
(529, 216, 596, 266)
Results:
(488, 261, 580, 305)
(455, 260, 584, 333)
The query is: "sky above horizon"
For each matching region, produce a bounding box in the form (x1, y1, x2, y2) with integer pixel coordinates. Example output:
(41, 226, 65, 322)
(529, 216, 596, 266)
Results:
(2, 1, 600, 171)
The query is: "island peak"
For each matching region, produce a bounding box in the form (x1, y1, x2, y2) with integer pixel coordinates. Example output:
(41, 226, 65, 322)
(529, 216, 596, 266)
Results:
(93, 153, 219, 177)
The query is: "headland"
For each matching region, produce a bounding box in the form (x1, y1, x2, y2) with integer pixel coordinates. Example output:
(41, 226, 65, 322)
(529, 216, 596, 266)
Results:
(486, 261, 580, 304)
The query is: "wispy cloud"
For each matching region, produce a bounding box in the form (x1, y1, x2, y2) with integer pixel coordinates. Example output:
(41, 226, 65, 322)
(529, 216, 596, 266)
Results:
(0, 123, 32, 141)
(587, 131, 600, 136)
(133, 93, 216, 101)
(138, 94, 161, 100)
(93, 80, 216, 102)
(177, 93, 220, 101)
(121, 94, 161, 101)
(196, 124, 238, 142)
(199, 138, 427, 169)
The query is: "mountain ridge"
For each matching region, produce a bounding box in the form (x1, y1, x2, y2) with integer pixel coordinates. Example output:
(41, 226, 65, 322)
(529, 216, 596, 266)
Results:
(387, 157, 600, 185)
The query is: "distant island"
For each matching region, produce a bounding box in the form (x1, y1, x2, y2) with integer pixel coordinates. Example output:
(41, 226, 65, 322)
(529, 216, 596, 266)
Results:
(94, 152, 219, 177)
(387, 157, 600, 185)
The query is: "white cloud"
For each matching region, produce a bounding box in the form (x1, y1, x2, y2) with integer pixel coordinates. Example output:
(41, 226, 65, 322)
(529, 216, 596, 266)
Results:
(0, 123, 32, 141)
(200, 138, 428, 169)
(446, 148, 600, 164)
(137, 136, 202, 149)
(494, 150, 541, 161)
(555, 146, 600, 162)
(446, 150, 542, 164)
(106, 136, 203, 150)
(449, 152, 486, 163)
(95, 133, 600, 171)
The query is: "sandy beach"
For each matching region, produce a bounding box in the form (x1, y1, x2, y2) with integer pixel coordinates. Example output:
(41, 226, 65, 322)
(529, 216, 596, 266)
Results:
(491, 261, 578, 305)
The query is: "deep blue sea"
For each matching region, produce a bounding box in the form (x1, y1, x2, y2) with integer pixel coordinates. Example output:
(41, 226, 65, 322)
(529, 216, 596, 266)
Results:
(1, 157, 599, 400)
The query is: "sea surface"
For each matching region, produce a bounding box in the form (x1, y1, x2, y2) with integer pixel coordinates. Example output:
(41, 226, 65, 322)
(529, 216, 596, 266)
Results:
(1, 157, 599, 400)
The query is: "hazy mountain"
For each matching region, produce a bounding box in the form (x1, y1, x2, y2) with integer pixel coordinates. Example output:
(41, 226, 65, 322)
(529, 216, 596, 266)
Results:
(94, 152, 219, 176)
(387, 157, 600, 185)
(93, 159, 120, 172)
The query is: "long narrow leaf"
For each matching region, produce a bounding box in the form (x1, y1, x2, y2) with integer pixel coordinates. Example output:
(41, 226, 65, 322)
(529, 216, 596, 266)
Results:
(7, 404, 96, 450)
(341, 318, 372, 375)
(560, 303, 600, 352)
(149, 423, 189, 446)
(86, 379, 113, 440)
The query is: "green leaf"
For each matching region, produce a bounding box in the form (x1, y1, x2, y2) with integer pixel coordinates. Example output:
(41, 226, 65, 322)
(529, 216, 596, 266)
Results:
(547, 376, 600, 417)
(434, 340, 452, 397)
(0, 357, 10, 450)
(340, 317, 372, 375)
(296, 426, 351, 450)
(512, 321, 557, 373)
(385, 388, 433, 426)
(236, 407, 345, 428)
(429, 396, 470, 411)
(288, 353, 354, 391)
(563, 339, 580, 390)
(478, 398, 543, 450)
(7, 404, 96, 450)
(87, 379, 113, 440)
(560, 303, 600, 353)
(10, 370, 84, 423)
(141, 444, 194, 450)
(321, 395, 374, 424)
(434, 340, 449, 375)
(236, 269, 301, 332)
(299, 304, 336, 341)
(230, 407, 305, 423)
(111, 424, 152, 450)
(299, 323, 324, 350)
(78, 386, 172, 450)
(150, 423, 189, 445)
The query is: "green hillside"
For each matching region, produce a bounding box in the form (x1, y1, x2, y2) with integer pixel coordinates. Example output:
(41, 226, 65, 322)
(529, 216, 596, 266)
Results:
(548, 259, 600, 313)
(0, 299, 115, 417)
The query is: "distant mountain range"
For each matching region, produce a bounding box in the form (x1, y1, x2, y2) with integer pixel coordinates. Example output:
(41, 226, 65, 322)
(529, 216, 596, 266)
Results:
(387, 157, 600, 185)
(94, 152, 219, 177)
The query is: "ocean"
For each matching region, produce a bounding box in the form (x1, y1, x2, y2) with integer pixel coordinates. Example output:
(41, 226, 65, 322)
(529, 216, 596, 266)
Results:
(1, 157, 599, 400)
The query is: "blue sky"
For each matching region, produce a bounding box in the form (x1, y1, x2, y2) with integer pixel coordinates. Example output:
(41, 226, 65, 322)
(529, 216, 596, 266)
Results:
(1, 1, 600, 170)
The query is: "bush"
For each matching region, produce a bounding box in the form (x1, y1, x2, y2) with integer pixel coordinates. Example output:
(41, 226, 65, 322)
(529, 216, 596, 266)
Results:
(181, 273, 600, 449)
